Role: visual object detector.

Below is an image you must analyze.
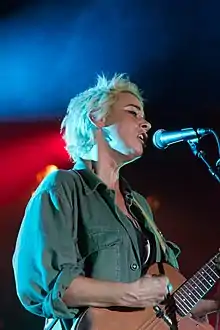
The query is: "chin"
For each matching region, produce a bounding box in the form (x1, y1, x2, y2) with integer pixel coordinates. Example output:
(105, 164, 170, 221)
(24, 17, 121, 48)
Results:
(113, 145, 143, 164)
(133, 146, 144, 158)
(124, 150, 143, 163)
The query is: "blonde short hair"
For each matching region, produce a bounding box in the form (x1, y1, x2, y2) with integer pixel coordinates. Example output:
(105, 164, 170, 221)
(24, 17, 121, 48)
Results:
(61, 73, 144, 161)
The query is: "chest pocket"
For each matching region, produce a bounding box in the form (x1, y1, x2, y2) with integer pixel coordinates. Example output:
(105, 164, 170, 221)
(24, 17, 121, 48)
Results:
(78, 228, 122, 259)
(78, 229, 122, 281)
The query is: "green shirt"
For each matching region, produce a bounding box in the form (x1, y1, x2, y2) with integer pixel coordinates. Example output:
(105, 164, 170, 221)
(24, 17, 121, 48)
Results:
(12, 159, 180, 329)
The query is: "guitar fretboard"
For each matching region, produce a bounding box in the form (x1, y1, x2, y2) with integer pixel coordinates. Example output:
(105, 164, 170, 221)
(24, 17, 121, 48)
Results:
(173, 252, 220, 317)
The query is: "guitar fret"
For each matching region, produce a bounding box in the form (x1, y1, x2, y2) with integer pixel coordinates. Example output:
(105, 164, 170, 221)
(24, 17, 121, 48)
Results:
(210, 254, 220, 268)
(172, 252, 220, 319)
(196, 271, 213, 287)
(174, 277, 204, 316)
(175, 289, 194, 309)
(191, 274, 208, 292)
(201, 262, 218, 277)
(195, 259, 220, 291)
(175, 292, 194, 316)
(186, 280, 203, 300)
(177, 285, 198, 305)
(173, 293, 189, 316)
(209, 260, 220, 276)
(190, 277, 206, 295)
(205, 263, 219, 279)
(203, 266, 216, 280)
(176, 305, 187, 316)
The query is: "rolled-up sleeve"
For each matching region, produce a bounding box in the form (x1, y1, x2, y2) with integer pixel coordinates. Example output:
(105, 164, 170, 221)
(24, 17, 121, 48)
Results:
(12, 179, 85, 319)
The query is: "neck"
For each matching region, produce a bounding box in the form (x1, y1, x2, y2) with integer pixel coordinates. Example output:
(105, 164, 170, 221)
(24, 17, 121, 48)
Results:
(83, 128, 125, 191)
(84, 157, 121, 191)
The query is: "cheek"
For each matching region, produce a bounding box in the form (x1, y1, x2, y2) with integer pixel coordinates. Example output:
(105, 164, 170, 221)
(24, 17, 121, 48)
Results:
(117, 126, 132, 142)
(108, 119, 136, 146)
(118, 119, 135, 136)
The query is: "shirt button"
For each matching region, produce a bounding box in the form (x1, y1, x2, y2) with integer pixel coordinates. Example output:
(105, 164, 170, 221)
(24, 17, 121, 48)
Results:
(130, 263, 138, 271)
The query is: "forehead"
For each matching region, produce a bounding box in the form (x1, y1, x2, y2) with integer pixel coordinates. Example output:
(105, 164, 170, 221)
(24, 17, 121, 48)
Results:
(115, 92, 144, 115)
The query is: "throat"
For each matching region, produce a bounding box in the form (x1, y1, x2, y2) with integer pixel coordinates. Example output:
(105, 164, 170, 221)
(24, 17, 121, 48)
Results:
(90, 160, 120, 191)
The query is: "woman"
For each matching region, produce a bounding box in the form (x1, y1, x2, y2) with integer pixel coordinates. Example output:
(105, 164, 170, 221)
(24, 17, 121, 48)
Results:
(12, 74, 218, 329)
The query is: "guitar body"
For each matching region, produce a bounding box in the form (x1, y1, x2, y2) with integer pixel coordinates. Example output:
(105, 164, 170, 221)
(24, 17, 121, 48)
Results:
(75, 263, 214, 330)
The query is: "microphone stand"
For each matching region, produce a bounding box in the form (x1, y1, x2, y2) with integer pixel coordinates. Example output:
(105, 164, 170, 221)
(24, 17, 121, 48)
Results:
(187, 136, 220, 329)
(187, 138, 220, 184)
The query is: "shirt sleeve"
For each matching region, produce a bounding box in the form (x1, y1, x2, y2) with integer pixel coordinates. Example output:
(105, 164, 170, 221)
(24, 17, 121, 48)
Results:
(12, 177, 85, 319)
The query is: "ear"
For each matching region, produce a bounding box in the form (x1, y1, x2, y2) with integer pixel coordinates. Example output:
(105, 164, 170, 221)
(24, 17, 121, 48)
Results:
(89, 110, 106, 128)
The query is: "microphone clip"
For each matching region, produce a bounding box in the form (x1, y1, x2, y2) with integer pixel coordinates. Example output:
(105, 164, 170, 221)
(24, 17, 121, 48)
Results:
(187, 139, 220, 183)
(187, 139, 205, 158)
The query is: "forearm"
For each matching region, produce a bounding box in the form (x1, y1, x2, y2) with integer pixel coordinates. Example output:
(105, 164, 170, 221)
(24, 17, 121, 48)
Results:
(62, 275, 137, 308)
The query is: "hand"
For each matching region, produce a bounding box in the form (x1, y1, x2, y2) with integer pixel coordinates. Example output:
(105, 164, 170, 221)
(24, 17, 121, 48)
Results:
(190, 299, 219, 324)
(190, 313, 209, 324)
(127, 274, 171, 308)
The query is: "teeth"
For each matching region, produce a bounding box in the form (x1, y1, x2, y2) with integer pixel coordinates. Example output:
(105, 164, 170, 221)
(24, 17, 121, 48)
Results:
(138, 134, 144, 140)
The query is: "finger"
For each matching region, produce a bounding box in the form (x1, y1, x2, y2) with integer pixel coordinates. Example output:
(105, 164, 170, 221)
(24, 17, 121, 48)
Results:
(163, 276, 173, 294)
(167, 282, 173, 293)
(143, 274, 152, 279)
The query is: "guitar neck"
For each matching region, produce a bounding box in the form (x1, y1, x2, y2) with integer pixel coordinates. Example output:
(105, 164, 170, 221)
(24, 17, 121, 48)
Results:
(173, 252, 220, 317)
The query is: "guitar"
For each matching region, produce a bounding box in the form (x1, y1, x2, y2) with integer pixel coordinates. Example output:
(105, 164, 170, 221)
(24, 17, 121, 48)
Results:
(75, 252, 220, 330)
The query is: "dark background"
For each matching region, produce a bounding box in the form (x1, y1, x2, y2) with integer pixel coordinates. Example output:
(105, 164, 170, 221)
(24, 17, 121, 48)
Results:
(0, 0, 220, 329)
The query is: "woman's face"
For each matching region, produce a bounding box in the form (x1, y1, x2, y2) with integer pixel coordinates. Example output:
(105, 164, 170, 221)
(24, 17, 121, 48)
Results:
(103, 92, 151, 162)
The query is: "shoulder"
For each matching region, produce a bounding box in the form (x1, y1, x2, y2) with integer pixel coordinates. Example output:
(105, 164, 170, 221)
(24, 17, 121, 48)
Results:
(33, 169, 83, 197)
(26, 169, 86, 212)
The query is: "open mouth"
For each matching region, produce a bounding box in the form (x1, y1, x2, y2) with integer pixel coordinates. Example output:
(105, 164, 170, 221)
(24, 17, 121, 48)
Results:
(138, 133, 148, 145)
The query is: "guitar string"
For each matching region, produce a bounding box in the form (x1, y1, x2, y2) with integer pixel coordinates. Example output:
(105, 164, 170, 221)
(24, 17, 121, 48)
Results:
(135, 308, 164, 330)
(135, 301, 181, 330)
(195, 263, 219, 288)
(175, 278, 206, 313)
(127, 257, 219, 330)
(148, 254, 220, 328)
(204, 263, 218, 279)
(174, 289, 194, 309)
(175, 277, 206, 315)
(174, 257, 220, 315)
(175, 280, 199, 305)
(173, 294, 189, 316)
(136, 194, 220, 320)
(134, 270, 217, 330)
(182, 279, 203, 303)
(177, 284, 198, 304)
(139, 307, 180, 330)
(134, 193, 220, 324)
(155, 257, 220, 323)
(137, 270, 212, 328)
(178, 266, 219, 312)
(136, 254, 220, 329)
(142, 314, 164, 330)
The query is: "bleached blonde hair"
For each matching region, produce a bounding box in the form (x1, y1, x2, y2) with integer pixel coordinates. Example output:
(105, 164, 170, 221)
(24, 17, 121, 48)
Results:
(61, 73, 144, 161)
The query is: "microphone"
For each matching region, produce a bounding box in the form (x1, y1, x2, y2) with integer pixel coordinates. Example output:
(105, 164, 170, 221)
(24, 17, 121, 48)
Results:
(152, 127, 211, 150)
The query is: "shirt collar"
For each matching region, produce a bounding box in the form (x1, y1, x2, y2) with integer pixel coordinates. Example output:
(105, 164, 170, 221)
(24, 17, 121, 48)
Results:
(73, 158, 105, 195)
(73, 158, 134, 198)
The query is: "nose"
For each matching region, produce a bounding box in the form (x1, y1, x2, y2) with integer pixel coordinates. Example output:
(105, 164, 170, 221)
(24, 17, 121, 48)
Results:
(140, 119, 151, 132)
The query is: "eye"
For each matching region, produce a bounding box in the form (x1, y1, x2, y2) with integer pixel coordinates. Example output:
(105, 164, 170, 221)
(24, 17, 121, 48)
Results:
(127, 110, 138, 117)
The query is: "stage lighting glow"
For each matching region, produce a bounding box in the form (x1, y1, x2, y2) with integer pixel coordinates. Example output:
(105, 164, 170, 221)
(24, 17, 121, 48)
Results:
(36, 164, 58, 183)
(31, 165, 58, 196)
